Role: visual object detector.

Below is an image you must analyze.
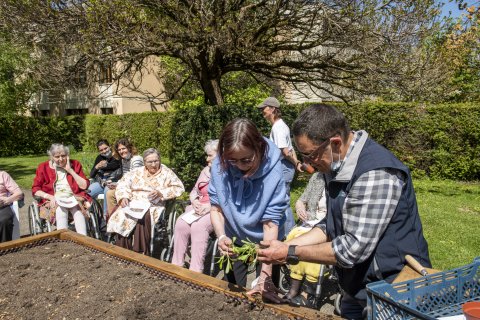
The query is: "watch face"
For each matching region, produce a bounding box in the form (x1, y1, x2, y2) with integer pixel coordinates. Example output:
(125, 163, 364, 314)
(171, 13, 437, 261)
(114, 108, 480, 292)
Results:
(286, 255, 300, 265)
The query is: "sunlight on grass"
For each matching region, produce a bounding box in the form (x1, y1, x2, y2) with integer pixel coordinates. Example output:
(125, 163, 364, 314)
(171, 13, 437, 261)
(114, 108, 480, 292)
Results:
(0, 152, 171, 190)
(1, 154, 478, 271)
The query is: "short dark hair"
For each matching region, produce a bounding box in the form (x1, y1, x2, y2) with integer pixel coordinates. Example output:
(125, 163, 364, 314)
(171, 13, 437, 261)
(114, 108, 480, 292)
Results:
(292, 104, 351, 144)
(218, 118, 268, 177)
(96, 139, 110, 148)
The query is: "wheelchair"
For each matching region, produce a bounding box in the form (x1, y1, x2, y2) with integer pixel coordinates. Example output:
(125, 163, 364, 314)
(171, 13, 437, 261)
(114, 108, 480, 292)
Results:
(279, 263, 342, 313)
(27, 197, 103, 240)
(151, 199, 221, 277)
(11, 200, 23, 240)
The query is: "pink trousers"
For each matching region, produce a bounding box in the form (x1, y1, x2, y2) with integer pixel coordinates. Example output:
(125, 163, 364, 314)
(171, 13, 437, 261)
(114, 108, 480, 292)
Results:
(171, 211, 213, 273)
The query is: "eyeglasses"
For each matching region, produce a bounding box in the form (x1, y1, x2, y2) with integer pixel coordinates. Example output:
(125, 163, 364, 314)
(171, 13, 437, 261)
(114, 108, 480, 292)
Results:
(298, 139, 330, 160)
(145, 160, 160, 165)
(227, 154, 255, 165)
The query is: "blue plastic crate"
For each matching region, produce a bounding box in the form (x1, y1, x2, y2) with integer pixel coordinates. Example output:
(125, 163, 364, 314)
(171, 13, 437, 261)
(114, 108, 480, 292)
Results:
(366, 257, 480, 320)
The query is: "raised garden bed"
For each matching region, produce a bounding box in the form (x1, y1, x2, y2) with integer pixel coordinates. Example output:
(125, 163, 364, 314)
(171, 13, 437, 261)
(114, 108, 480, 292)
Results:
(0, 231, 337, 319)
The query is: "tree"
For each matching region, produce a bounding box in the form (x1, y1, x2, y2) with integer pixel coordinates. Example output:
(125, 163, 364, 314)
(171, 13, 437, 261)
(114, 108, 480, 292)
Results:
(442, 4, 480, 102)
(0, 34, 37, 114)
(0, 0, 443, 106)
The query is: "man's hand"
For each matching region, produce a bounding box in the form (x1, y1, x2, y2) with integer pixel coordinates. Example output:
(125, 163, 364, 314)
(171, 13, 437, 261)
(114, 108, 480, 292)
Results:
(257, 240, 289, 264)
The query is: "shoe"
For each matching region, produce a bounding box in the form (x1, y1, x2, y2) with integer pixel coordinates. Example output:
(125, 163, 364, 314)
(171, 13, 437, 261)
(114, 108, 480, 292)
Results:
(302, 280, 317, 295)
(290, 294, 317, 309)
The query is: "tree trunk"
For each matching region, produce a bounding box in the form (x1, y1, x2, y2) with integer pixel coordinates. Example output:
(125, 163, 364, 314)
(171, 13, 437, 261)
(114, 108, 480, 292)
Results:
(200, 77, 224, 106)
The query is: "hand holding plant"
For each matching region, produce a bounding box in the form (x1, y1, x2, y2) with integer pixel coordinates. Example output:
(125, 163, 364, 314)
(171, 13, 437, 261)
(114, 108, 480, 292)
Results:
(216, 237, 258, 275)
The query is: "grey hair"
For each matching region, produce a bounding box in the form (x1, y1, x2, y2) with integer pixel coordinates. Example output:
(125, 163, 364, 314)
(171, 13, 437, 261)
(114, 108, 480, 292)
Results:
(143, 148, 161, 160)
(47, 143, 70, 158)
(204, 139, 219, 154)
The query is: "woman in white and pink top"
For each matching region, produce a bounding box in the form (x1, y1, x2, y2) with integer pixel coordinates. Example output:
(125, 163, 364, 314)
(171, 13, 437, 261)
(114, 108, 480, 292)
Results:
(172, 139, 218, 273)
(0, 170, 24, 242)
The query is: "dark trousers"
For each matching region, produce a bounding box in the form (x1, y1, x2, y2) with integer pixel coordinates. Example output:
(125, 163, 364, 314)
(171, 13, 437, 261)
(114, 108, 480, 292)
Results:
(224, 260, 280, 289)
(340, 292, 367, 320)
(0, 205, 14, 243)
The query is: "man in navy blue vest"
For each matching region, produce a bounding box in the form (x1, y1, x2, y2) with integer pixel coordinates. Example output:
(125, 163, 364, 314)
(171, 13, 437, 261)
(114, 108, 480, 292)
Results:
(258, 104, 431, 319)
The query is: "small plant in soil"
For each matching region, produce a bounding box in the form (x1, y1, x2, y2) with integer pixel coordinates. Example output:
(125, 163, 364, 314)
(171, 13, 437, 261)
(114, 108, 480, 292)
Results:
(216, 237, 258, 273)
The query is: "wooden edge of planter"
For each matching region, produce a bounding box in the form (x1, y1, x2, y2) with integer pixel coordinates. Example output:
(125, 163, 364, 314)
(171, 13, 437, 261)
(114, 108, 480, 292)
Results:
(0, 230, 66, 250)
(1, 231, 340, 320)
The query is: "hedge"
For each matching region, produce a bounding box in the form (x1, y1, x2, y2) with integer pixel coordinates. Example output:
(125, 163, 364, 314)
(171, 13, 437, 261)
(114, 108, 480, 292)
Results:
(81, 112, 173, 157)
(0, 115, 84, 156)
(1, 102, 479, 188)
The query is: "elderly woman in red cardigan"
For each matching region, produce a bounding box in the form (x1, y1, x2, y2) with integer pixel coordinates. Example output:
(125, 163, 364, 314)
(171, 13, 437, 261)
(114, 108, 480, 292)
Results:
(32, 143, 92, 235)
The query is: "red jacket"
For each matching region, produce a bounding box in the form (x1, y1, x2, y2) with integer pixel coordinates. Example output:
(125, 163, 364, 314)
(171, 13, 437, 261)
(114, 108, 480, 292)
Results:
(32, 159, 92, 205)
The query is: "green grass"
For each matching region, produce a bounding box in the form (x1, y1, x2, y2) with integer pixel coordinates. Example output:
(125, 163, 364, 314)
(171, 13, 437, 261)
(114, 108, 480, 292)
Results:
(0, 152, 98, 189)
(1, 155, 478, 270)
(290, 173, 480, 271)
(413, 179, 480, 270)
(0, 152, 174, 190)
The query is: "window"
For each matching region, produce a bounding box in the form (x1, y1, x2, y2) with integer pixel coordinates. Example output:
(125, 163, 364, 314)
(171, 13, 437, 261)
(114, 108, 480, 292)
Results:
(101, 107, 114, 115)
(66, 109, 88, 116)
(99, 61, 113, 84)
(40, 110, 51, 117)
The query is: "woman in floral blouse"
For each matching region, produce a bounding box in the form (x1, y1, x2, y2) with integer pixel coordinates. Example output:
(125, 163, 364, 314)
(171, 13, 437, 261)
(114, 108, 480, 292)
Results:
(107, 148, 185, 255)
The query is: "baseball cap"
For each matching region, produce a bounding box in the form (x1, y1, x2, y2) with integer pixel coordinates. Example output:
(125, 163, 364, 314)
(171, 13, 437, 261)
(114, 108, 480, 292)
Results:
(257, 97, 280, 109)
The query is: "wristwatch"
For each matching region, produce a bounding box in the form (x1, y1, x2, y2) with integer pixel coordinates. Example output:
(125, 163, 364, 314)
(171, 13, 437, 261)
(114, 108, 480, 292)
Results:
(286, 245, 299, 265)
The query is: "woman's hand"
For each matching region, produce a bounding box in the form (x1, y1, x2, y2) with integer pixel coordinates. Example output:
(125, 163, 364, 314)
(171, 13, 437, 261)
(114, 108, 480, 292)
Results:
(197, 204, 210, 216)
(191, 199, 202, 212)
(106, 181, 117, 190)
(247, 270, 283, 303)
(148, 190, 162, 202)
(295, 200, 308, 222)
(95, 160, 107, 170)
(46, 194, 57, 207)
(119, 198, 129, 208)
(218, 235, 235, 257)
(64, 156, 73, 174)
(0, 196, 9, 207)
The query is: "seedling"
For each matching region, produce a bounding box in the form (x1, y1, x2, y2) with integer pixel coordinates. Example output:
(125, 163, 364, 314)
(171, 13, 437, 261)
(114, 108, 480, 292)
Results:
(216, 237, 258, 273)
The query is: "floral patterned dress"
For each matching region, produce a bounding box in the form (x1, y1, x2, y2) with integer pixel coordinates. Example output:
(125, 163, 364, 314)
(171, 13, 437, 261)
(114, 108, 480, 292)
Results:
(107, 164, 184, 254)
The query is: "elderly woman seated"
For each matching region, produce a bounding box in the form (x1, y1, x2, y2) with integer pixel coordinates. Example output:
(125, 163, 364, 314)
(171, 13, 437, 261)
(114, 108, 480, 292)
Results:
(32, 143, 92, 236)
(171, 139, 218, 273)
(107, 148, 185, 255)
(0, 170, 24, 242)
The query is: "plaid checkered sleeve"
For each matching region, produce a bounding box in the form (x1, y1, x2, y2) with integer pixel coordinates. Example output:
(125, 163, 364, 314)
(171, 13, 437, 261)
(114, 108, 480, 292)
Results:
(332, 169, 405, 268)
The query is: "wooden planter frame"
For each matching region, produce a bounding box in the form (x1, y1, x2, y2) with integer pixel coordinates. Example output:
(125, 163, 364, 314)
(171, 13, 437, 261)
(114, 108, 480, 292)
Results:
(0, 230, 339, 320)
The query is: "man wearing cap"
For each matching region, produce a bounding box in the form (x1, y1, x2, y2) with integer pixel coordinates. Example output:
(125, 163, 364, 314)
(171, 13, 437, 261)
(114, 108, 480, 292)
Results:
(257, 97, 302, 234)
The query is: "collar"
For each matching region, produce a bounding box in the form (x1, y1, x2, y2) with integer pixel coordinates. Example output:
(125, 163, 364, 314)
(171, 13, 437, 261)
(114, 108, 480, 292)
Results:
(328, 130, 368, 183)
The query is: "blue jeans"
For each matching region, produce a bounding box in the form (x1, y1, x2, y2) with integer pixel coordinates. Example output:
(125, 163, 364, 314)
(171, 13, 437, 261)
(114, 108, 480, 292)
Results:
(87, 182, 108, 217)
(281, 159, 295, 235)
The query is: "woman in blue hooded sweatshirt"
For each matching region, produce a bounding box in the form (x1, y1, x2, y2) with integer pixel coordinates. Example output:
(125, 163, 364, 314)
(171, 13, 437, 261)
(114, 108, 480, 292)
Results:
(209, 118, 288, 303)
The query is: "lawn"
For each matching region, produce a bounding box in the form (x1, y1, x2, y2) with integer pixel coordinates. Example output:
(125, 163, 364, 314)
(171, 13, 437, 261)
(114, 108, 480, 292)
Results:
(290, 174, 480, 271)
(1, 155, 478, 270)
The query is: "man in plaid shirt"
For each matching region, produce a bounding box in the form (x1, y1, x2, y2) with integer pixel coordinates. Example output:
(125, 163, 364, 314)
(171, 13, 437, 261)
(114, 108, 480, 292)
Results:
(258, 104, 431, 319)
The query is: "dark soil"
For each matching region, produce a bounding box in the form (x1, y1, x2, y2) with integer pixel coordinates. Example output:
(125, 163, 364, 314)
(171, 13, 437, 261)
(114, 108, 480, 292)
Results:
(0, 241, 289, 320)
